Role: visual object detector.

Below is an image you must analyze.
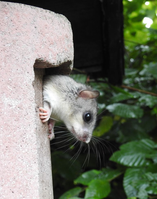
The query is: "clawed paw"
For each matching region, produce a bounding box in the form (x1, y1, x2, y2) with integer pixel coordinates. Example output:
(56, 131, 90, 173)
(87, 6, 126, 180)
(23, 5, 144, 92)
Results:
(48, 133, 55, 140)
(39, 108, 55, 140)
(48, 119, 55, 140)
(39, 107, 50, 123)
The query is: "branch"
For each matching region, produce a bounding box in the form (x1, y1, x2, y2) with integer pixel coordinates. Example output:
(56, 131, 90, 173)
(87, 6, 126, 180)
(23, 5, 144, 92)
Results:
(121, 85, 157, 97)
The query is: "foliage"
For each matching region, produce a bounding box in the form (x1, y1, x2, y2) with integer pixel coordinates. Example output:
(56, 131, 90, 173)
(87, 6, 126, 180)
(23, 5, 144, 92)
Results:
(52, 0, 157, 199)
(59, 139, 157, 199)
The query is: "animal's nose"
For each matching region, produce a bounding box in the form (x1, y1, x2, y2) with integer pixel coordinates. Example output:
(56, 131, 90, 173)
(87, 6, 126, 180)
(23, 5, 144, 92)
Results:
(78, 133, 90, 143)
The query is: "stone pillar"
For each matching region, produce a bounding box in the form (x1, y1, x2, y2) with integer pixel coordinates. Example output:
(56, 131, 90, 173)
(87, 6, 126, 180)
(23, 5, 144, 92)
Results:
(0, 2, 73, 199)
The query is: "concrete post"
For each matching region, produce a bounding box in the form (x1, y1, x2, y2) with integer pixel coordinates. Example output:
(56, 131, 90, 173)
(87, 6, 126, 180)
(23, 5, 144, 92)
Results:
(0, 1, 73, 199)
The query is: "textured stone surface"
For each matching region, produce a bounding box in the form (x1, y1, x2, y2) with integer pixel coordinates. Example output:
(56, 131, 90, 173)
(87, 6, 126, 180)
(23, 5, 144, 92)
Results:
(0, 1, 73, 199)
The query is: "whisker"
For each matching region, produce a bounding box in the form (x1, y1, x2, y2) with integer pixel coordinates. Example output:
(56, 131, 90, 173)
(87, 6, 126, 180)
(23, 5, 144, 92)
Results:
(51, 135, 73, 145)
(70, 141, 83, 164)
(54, 126, 66, 130)
(93, 136, 116, 154)
(51, 125, 117, 169)
(54, 134, 71, 139)
(69, 142, 84, 167)
(87, 144, 91, 165)
(92, 137, 107, 151)
(91, 138, 102, 167)
(54, 137, 75, 150)
(82, 143, 91, 168)
(54, 131, 68, 134)
(64, 138, 78, 155)
(96, 140, 106, 167)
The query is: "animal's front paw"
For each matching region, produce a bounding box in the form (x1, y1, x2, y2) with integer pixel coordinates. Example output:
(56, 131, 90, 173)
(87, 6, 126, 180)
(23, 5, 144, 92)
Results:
(39, 107, 50, 123)
(48, 119, 55, 140)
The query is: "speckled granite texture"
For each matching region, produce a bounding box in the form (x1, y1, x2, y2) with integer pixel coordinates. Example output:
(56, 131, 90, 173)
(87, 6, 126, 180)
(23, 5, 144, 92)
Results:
(0, 1, 73, 198)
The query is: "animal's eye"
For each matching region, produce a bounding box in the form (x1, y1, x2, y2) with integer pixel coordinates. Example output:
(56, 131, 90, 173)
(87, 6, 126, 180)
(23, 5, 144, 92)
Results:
(83, 112, 92, 123)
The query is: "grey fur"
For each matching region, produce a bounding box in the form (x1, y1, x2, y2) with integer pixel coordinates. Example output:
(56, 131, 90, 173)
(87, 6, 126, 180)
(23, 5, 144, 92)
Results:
(42, 75, 99, 143)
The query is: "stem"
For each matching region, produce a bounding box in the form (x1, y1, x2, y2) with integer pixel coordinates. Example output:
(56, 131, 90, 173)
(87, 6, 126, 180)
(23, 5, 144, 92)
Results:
(73, 68, 86, 74)
(121, 85, 157, 97)
(149, 195, 157, 199)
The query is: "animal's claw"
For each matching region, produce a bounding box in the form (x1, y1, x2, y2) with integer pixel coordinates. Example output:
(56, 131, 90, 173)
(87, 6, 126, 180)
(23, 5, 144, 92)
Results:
(39, 107, 50, 123)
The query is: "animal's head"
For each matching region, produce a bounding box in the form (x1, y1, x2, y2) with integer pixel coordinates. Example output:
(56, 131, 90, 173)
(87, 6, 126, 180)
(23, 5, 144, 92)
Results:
(65, 89, 99, 143)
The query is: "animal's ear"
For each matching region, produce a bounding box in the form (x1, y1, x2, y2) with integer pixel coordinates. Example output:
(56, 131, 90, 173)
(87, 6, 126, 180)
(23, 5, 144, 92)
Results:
(78, 90, 100, 99)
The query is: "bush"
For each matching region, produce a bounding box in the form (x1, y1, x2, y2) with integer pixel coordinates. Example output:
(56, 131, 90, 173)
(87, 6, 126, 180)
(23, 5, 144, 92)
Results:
(53, 1, 157, 198)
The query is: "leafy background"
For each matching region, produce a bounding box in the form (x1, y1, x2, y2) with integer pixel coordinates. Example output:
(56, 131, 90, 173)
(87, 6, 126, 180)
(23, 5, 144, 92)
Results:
(51, 0, 157, 198)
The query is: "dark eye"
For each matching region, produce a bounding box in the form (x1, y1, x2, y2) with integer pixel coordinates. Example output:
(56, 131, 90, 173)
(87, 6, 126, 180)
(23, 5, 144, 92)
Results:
(83, 112, 92, 123)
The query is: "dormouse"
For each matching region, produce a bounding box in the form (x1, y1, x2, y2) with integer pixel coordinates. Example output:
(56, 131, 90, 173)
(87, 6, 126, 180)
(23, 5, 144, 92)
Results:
(39, 75, 99, 143)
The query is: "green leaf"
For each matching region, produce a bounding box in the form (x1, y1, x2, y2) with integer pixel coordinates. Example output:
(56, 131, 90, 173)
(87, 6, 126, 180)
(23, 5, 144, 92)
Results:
(151, 106, 157, 115)
(124, 168, 157, 198)
(146, 186, 157, 195)
(140, 115, 157, 134)
(110, 93, 135, 103)
(71, 74, 87, 84)
(66, 198, 82, 199)
(74, 170, 101, 186)
(116, 114, 157, 143)
(106, 103, 144, 118)
(146, 152, 157, 163)
(138, 94, 157, 108)
(93, 116, 113, 136)
(75, 168, 122, 190)
(101, 168, 123, 181)
(110, 85, 132, 95)
(59, 187, 83, 199)
(117, 118, 149, 143)
(123, 168, 149, 198)
(144, 172, 157, 181)
(146, 164, 157, 173)
(85, 179, 111, 199)
(125, 68, 138, 77)
(137, 186, 148, 199)
(110, 139, 155, 167)
(140, 63, 157, 79)
(84, 198, 100, 199)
